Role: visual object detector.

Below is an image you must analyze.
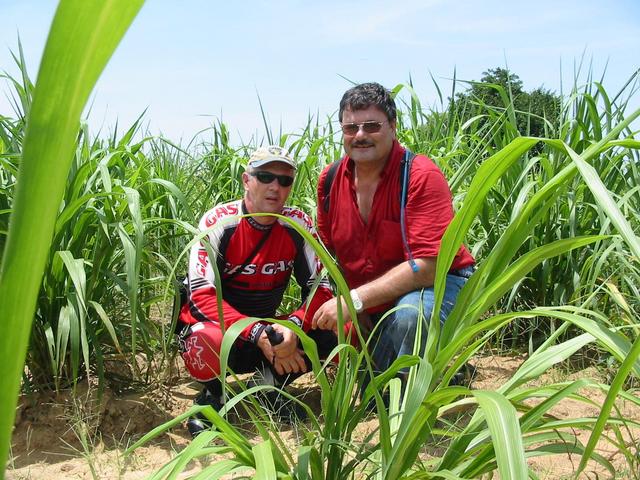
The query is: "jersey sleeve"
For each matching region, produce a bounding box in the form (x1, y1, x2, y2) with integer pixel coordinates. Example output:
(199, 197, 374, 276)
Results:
(182, 205, 267, 343)
(283, 208, 334, 332)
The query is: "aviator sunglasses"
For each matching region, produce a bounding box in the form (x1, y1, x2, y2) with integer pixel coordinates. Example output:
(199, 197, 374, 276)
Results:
(341, 120, 387, 136)
(249, 171, 295, 187)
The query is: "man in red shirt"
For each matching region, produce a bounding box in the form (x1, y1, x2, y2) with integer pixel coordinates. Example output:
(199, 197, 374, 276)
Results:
(178, 145, 336, 436)
(313, 83, 474, 378)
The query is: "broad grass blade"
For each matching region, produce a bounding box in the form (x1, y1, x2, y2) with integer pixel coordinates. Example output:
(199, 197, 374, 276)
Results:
(254, 440, 278, 480)
(565, 143, 640, 260)
(0, 0, 143, 472)
(471, 391, 528, 480)
(428, 137, 539, 359)
(165, 429, 220, 480)
(577, 330, 640, 475)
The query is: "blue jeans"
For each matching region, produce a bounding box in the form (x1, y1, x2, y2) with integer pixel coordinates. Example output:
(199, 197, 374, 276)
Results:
(370, 266, 473, 373)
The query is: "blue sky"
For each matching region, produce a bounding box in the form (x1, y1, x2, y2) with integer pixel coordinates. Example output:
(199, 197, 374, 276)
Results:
(1, 1, 639, 144)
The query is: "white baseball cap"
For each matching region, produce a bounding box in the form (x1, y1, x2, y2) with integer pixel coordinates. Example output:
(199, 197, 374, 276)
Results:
(247, 145, 296, 170)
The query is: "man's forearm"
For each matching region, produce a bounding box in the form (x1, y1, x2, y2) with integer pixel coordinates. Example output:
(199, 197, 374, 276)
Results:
(355, 258, 436, 311)
(312, 258, 437, 331)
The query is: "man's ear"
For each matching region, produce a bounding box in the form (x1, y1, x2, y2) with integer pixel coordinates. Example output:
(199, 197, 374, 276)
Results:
(242, 171, 250, 190)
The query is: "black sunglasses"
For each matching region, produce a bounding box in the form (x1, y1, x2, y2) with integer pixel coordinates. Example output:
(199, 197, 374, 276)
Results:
(249, 171, 295, 187)
(341, 120, 386, 136)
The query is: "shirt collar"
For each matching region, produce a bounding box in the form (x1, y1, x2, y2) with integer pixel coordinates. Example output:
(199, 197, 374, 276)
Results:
(380, 140, 404, 178)
(241, 201, 274, 231)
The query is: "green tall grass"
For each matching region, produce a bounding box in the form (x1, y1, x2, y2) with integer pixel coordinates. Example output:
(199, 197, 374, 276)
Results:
(124, 89, 640, 478)
(2, 1, 639, 478)
(0, 0, 144, 475)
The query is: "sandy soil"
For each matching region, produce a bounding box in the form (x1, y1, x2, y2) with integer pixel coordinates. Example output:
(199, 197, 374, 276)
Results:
(6, 354, 640, 479)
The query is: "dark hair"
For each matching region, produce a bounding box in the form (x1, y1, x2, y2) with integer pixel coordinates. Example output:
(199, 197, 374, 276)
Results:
(338, 82, 397, 122)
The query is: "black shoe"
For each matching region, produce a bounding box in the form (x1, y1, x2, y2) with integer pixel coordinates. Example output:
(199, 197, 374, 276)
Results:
(187, 388, 223, 438)
(261, 390, 307, 424)
(186, 414, 211, 438)
(449, 363, 476, 387)
(246, 366, 306, 424)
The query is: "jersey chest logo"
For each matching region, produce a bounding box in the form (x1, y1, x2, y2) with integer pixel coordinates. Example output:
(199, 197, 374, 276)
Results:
(225, 260, 294, 276)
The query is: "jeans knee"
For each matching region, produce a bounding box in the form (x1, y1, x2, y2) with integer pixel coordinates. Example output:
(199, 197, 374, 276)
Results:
(394, 301, 434, 328)
(390, 306, 420, 335)
(385, 305, 430, 360)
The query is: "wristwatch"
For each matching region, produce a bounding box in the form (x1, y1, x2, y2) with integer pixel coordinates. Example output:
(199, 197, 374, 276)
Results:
(349, 289, 364, 313)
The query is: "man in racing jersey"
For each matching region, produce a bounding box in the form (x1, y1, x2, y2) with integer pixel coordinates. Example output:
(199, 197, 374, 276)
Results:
(178, 145, 335, 436)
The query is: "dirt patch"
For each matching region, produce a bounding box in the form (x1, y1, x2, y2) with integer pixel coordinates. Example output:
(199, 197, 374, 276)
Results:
(6, 355, 640, 479)
(472, 354, 640, 479)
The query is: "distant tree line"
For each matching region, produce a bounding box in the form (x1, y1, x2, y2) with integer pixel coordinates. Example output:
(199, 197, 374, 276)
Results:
(453, 67, 562, 141)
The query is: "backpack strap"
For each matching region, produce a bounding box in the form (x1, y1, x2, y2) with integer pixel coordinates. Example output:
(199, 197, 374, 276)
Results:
(222, 226, 272, 282)
(400, 149, 419, 272)
(322, 159, 342, 213)
(400, 149, 416, 205)
(322, 149, 419, 273)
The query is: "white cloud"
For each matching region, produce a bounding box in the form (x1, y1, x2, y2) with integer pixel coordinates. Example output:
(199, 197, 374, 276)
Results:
(316, 0, 444, 42)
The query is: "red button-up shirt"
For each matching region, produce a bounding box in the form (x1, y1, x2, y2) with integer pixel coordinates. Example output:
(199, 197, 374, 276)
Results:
(317, 141, 474, 311)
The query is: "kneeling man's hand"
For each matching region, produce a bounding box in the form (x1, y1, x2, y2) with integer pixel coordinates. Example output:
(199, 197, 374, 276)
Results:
(258, 324, 307, 375)
(312, 297, 350, 333)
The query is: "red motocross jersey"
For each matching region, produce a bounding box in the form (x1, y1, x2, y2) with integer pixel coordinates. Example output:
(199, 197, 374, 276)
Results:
(179, 199, 333, 343)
